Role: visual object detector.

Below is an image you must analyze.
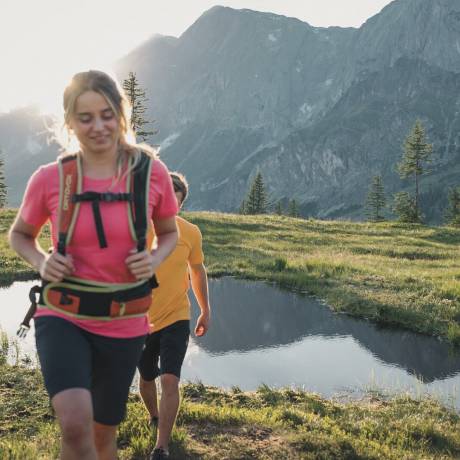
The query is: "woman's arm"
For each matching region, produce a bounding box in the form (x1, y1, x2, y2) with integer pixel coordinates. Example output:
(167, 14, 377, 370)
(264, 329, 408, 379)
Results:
(8, 216, 74, 282)
(126, 216, 178, 280)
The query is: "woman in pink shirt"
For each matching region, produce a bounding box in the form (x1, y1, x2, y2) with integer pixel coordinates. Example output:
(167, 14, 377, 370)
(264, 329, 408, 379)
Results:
(9, 70, 178, 460)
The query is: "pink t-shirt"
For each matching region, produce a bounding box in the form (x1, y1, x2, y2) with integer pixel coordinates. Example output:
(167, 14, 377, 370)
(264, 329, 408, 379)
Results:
(19, 156, 178, 338)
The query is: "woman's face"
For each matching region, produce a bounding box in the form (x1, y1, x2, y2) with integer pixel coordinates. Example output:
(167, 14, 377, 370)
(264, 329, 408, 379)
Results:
(70, 90, 120, 155)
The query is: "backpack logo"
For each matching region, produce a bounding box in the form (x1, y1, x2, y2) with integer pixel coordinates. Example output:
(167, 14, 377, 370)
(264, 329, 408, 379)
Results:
(63, 174, 72, 211)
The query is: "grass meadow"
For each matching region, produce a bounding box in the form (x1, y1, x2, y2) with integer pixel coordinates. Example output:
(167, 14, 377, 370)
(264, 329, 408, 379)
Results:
(2, 208, 460, 458)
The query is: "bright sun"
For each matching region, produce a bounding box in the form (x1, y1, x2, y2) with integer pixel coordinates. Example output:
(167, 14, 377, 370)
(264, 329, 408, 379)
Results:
(0, 0, 154, 114)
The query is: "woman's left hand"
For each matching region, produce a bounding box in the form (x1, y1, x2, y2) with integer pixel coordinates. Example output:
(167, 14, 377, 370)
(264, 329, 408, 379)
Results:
(125, 249, 160, 280)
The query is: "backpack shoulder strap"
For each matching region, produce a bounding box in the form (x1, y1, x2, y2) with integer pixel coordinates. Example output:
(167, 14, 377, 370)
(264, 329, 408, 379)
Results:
(127, 151, 153, 252)
(57, 154, 82, 255)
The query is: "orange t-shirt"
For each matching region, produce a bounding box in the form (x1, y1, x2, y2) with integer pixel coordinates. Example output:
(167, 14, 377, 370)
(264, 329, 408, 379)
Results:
(149, 216, 204, 332)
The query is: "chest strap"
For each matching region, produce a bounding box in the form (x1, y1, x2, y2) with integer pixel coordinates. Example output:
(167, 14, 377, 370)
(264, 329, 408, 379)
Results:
(57, 151, 152, 254)
(72, 192, 133, 249)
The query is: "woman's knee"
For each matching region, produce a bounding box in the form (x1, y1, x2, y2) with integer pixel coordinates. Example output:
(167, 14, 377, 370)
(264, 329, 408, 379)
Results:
(52, 389, 93, 445)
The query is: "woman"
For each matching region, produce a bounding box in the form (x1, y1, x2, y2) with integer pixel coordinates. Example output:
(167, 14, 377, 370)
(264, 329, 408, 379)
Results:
(8, 70, 178, 460)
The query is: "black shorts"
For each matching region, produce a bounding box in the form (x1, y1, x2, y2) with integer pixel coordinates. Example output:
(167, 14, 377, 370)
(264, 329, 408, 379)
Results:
(34, 316, 146, 426)
(138, 320, 190, 381)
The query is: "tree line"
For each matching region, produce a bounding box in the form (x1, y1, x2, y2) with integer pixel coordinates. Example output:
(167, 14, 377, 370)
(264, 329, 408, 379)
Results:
(239, 120, 460, 226)
(1, 77, 459, 226)
(239, 171, 300, 217)
(365, 120, 460, 226)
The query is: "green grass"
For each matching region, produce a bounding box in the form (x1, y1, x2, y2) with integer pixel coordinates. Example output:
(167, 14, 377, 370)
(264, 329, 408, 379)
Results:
(0, 209, 49, 286)
(1, 357, 459, 459)
(2, 208, 460, 342)
(184, 211, 460, 343)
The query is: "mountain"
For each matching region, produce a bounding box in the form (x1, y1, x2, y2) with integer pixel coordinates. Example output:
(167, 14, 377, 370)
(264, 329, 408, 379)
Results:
(3, 0, 460, 222)
(0, 108, 58, 206)
(113, 0, 460, 221)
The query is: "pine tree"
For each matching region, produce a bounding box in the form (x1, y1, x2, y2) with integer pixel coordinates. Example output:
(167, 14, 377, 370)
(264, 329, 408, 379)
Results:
(396, 120, 433, 222)
(288, 199, 299, 217)
(122, 72, 155, 142)
(0, 151, 7, 208)
(275, 200, 283, 215)
(239, 199, 247, 215)
(392, 192, 419, 223)
(365, 175, 386, 222)
(244, 172, 267, 214)
(445, 186, 460, 227)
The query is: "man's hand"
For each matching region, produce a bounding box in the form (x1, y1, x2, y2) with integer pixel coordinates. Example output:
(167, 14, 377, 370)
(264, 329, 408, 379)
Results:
(194, 312, 210, 337)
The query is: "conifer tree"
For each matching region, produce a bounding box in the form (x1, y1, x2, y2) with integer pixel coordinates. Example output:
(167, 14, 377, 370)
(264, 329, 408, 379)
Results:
(0, 151, 7, 208)
(122, 72, 155, 142)
(392, 192, 419, 223)
(244, 172, 267, 214)
(445, 186, 460, 227)
(288, 199, 299, 217)
(275, 200, 283, 215)
(365, 175, 386, 222)
(239, 199, 246, 215)
(396, 120, 432, 222)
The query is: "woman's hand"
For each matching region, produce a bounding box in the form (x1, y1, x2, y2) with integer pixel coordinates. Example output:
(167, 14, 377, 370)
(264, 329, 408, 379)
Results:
(125, 249, 161, 280)
(39, 252, 75, 282)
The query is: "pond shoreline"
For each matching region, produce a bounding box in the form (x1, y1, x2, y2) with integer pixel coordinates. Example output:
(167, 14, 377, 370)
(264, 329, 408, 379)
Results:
(1, 359, 460, 459)
(2, 208, 460, 344)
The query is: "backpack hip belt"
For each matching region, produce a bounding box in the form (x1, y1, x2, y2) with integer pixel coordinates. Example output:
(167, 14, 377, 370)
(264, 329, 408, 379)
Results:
(37, 276, 158, 320)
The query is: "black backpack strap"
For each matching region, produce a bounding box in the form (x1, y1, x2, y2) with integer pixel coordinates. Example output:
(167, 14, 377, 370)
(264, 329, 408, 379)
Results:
(131, 152, 152, 252)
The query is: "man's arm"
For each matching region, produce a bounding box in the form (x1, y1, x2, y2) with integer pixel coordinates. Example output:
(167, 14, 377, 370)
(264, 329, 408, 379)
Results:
(189, 262, 211, 336)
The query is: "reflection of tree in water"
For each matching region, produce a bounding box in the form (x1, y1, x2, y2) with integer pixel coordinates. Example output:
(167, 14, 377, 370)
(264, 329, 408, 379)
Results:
(191, 278, 460, 383)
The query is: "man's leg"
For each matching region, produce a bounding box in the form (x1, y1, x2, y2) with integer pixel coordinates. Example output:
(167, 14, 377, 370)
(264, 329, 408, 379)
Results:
(154, 320, 190, 453)
(138, 332, 161, 423)
(93, 422, 117, 460)
(139, 376, 159, 420)
(156, 373, 180, 451)
(52, 388, 97, 460)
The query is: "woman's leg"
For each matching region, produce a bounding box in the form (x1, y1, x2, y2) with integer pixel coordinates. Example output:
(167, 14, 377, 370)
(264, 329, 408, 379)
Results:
(90, 333, 147, 456)
(35, 317, 95, 459)
(52, 389, 96, 460)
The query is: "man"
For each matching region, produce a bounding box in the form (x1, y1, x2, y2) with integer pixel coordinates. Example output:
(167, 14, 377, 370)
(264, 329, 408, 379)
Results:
(138, 172, 211, 460)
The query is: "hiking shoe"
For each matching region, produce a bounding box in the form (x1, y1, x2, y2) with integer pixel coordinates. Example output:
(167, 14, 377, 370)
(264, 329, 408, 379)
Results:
(149, 447, 169, 459)
(149, 415, 159, 429)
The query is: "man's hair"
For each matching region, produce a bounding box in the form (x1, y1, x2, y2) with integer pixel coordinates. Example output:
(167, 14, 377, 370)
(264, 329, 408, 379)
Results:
(170, 172, 189, 204)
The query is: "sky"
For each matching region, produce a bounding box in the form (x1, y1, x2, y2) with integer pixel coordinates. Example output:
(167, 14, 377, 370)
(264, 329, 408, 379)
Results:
(0, 0, 393, 114)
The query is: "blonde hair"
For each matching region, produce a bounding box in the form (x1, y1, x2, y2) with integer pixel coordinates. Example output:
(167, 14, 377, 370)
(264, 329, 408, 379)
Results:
(58, 70, 157, 179)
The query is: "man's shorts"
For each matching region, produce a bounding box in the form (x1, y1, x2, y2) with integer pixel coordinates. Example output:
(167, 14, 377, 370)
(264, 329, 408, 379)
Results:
(35, 316, 146, 426)
(138, 320, 190, 381)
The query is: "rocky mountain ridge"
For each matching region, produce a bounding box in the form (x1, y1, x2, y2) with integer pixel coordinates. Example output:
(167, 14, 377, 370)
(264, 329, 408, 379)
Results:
(2, 0, 460, 222)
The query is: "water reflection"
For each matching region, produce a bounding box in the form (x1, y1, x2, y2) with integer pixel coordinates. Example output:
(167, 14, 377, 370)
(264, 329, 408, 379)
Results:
(1, 279, 460, 405)
(190, 278, 460, 384)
